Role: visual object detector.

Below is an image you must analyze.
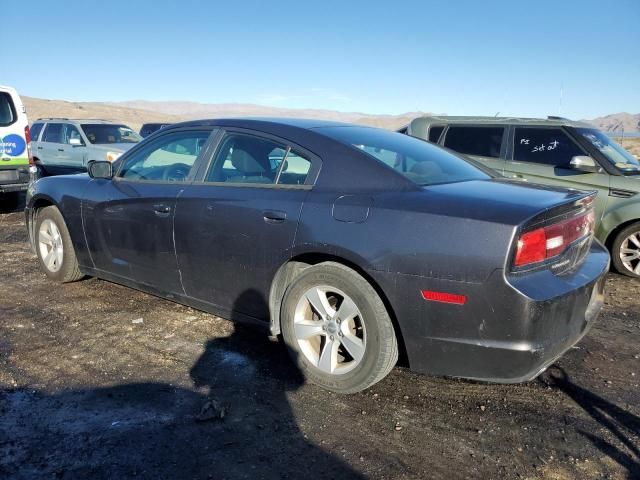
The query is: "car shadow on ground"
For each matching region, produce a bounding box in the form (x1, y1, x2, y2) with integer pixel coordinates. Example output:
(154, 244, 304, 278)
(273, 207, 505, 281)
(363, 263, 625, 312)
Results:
(0, 290, 365, 479)
(541, 366, 640, 478)
(0, 192, 26, 214)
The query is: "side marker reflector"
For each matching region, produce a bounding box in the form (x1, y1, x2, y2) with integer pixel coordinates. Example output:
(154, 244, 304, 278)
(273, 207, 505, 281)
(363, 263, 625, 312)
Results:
(421, 290, 467, 305)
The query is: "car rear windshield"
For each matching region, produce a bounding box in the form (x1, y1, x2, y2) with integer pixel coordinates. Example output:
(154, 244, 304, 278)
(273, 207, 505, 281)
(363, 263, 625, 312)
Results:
(0, 92, 16, 127)
(319, 126, 491, 186)
(575, 128, 640, 175)
(81, 124, 142, 144)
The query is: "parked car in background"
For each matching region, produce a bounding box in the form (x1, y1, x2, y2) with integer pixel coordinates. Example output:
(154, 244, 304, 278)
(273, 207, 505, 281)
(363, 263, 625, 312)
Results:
(0, 85, 32, 210)
(140, 122, 172, 138)
(401, 116, 640, 278)
(31, 119, 141, 177)
(26, 118, 608, 393)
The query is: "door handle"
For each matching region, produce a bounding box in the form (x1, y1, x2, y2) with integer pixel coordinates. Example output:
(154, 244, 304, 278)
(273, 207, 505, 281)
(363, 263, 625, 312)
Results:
(263, 210, 286, 224)
(57, 148, 65, 152)
(37, 146, 43, 150)
(153, 204, 171, 217)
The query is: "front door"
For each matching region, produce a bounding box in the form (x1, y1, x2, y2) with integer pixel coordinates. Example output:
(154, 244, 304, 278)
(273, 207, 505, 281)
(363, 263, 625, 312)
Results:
(506, 126, 610, 222)
(174, 130, 316, 319)
(82, 128, 214, 293)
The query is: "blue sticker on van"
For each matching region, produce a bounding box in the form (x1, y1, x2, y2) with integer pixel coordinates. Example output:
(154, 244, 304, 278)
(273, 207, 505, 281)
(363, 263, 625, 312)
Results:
(0, 134, 26, 156)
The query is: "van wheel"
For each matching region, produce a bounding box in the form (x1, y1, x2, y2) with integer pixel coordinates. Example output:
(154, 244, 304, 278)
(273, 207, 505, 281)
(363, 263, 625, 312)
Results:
(280, 262, 398, 394)
(612, 222, 640, 278)
(35, 206, 83, 282)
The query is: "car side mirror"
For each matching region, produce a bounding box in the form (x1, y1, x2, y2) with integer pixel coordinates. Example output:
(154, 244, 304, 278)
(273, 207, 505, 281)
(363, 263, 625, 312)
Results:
(88, 160, 113, 179)
(569, 156, 600, 173)
(69, 137, 84, 146)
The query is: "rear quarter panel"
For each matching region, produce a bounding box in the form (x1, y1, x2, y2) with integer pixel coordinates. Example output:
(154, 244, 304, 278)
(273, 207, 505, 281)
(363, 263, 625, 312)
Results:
(27, 176, 92, 267)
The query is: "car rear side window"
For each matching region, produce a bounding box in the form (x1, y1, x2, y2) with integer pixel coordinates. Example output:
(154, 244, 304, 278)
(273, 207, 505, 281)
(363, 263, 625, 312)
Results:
(319, 126, 491, 186)
(428, 125, 444, 143)
(513, 127, 584, 167)
(0, 92, 16, 126)
(206, 134, 312, 186)
(30, 123, 44, 141)
(43, 123, 63, 143)
(443, 126, 504, 158)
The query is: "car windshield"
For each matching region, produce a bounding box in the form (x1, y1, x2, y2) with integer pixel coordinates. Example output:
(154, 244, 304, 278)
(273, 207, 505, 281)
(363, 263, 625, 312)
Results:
(576, 128, 640, 175)
(81, 124, 142, 144)
(319, 126, 491, 186)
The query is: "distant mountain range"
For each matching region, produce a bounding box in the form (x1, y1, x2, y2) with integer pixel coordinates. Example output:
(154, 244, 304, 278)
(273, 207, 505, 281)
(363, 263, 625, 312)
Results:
(581, 112, 640, 134)
(22, 96, 639, 134)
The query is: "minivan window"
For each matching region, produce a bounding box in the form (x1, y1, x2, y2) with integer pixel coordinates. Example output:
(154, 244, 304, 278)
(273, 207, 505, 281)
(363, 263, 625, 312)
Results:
(30, 123, 44, 141)
(576, 128, 640, 174)
(43, 123, 64, 143)
(0, 92, 16, 126)
(513, 127, 584, 167)
(428, 125, 444, 143)
(319, 126, 491, 186)
(443, 126, 504, 158)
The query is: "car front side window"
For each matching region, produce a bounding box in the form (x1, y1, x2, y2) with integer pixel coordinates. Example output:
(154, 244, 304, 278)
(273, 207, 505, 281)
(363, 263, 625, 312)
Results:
(118, 130, 211, 182)
(513, 128, 585, 167)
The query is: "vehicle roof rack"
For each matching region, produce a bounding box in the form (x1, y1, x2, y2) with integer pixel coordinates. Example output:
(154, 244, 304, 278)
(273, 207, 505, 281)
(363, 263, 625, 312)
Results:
(547, 116, 572, 121)
(35, 117, 111, 122)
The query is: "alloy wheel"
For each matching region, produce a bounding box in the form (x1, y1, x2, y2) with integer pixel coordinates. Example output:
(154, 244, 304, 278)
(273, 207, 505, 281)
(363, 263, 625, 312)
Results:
(620, 231, 640, 276)
(38, 218, 64, 273)
(293, 286, 366, 375)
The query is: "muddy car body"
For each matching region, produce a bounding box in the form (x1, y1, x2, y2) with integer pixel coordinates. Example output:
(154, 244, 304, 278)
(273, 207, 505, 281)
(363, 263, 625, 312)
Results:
(25, 118, 609, 393)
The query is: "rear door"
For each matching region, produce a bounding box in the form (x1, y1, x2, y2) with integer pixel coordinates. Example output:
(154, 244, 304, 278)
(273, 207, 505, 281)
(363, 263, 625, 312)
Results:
(39, 123, 70, 174)
(506, 126, 610, 221)
(82, 127, 214, 293)
(441, 125, 506, 174)
(174, 129, 318, 320)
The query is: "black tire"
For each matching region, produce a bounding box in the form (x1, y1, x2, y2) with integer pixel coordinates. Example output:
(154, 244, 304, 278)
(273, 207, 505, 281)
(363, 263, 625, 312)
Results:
(611, 222, 640, 278)
(34, 206, 84, 283)
(280, 262, 398, 394)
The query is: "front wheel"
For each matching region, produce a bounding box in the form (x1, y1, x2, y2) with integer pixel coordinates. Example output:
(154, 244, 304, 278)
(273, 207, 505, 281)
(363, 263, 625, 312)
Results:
(35, 206, 84, 282)
(280, 262, 398, 394)
(611, 223, 640, 278)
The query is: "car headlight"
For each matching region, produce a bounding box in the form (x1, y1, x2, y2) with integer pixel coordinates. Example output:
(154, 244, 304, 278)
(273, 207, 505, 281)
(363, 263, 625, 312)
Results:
(106, 151, 122, 162)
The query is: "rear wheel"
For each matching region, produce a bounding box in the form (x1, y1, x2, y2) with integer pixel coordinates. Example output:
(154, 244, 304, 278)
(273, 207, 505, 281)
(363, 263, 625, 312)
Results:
(35, 206, 83, 282)
(280, 262, 398, 393)
(612, 222, 640, 278)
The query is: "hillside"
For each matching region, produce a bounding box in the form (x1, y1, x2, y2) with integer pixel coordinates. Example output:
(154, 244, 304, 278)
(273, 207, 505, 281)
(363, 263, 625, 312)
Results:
(22, 96, 639, 135)
(23, 97, 185, 132)
(585, 112, 640, 133)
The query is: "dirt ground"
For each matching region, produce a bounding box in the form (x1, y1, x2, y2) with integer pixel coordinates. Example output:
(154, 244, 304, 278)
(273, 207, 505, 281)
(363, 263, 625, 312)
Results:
(1, 197, 639, 480)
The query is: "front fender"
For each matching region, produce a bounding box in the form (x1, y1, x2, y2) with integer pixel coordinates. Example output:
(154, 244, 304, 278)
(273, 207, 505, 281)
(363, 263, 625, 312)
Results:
(599, 199, 640, 243)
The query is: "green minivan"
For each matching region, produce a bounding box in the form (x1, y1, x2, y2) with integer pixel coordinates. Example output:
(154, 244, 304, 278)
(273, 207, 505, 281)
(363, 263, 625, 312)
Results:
(401, 116, 640, 278)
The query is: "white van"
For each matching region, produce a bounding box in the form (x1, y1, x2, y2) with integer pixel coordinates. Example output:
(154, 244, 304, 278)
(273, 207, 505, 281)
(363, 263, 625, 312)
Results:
(0, 85, 32, 210)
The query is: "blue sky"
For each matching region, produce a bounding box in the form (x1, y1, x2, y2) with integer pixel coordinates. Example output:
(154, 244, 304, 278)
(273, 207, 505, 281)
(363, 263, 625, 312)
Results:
(2, 0, 639, 118)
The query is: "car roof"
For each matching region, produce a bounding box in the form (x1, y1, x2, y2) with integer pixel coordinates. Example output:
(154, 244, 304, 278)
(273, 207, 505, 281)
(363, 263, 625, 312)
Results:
(407, 115, 593, 129)
(165, 117, 359, 131)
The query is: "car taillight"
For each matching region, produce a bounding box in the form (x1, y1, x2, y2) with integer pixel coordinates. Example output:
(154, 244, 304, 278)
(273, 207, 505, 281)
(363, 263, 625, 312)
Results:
(25, 125, 33, 165)
(514, 209, 595, 268)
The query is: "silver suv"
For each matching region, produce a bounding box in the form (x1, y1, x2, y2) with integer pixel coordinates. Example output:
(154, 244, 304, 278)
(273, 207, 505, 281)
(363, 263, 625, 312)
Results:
(30, 118, 141, 176)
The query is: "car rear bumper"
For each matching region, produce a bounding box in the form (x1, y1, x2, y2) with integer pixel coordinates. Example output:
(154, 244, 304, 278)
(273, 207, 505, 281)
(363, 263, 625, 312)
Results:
(0, 166, 31, 193)
(374, 240, 610, 383)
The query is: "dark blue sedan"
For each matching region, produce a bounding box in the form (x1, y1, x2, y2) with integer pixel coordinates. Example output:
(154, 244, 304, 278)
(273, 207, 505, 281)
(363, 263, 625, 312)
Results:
(25, 118, 609, 393)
